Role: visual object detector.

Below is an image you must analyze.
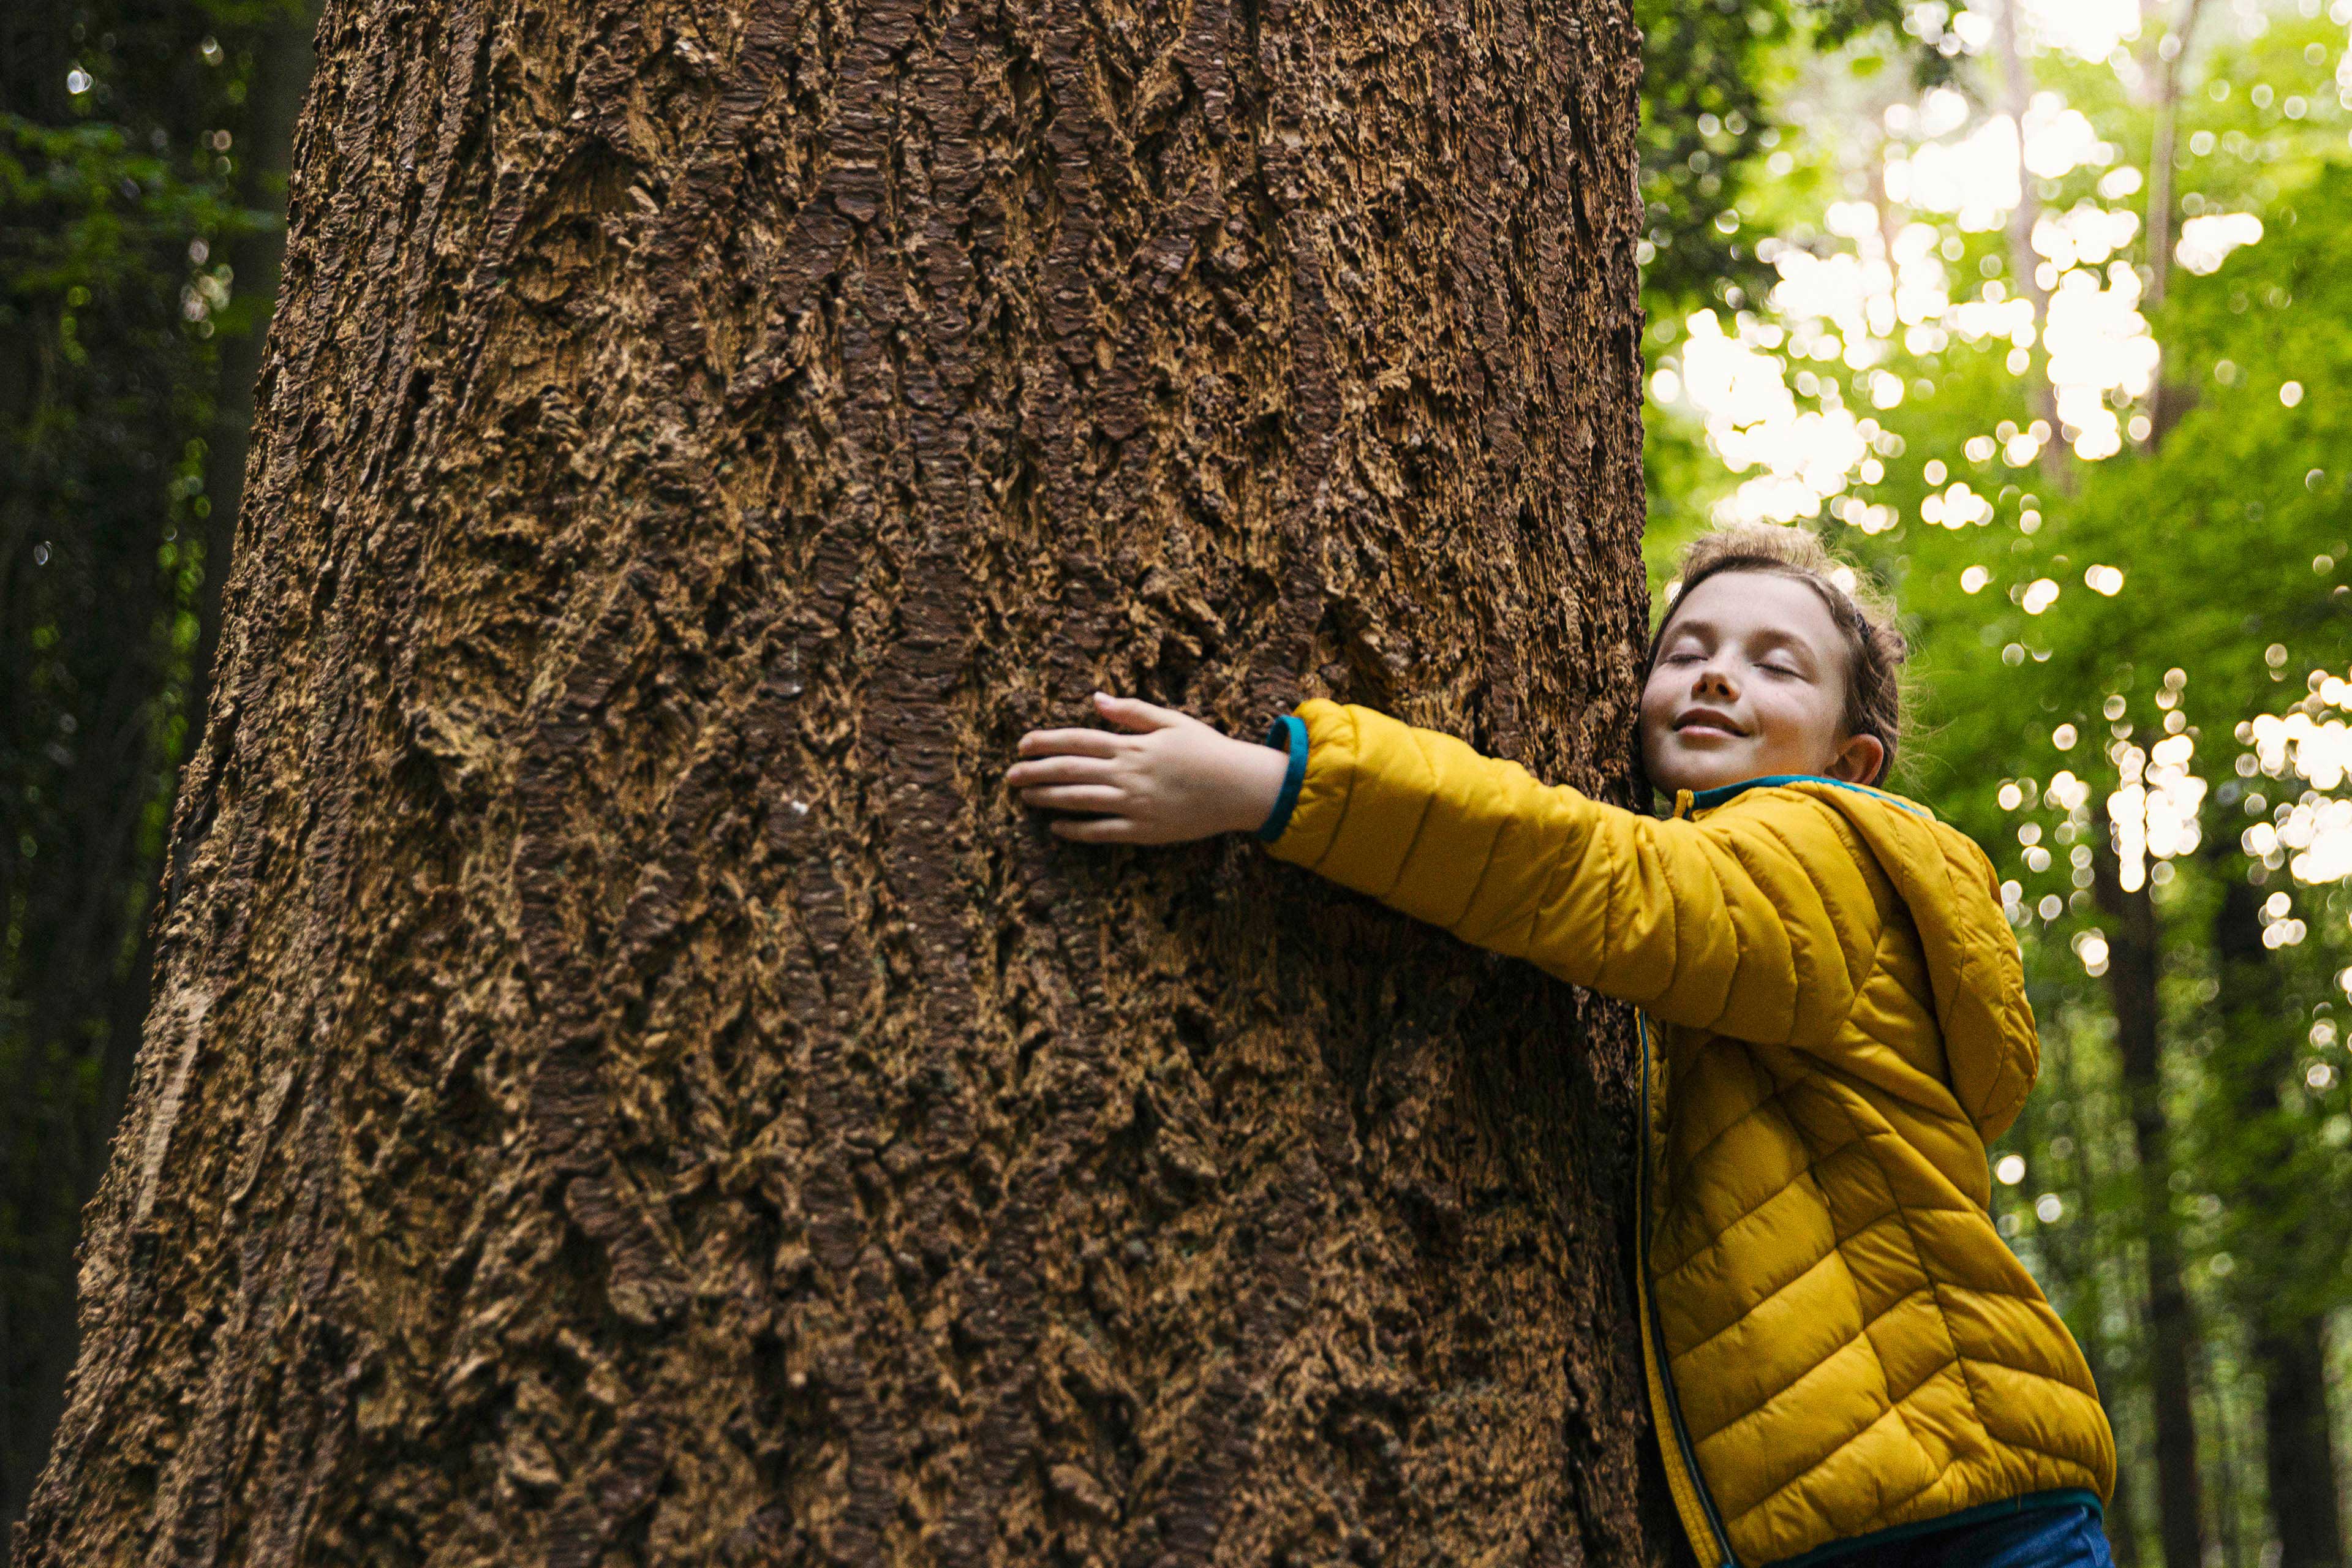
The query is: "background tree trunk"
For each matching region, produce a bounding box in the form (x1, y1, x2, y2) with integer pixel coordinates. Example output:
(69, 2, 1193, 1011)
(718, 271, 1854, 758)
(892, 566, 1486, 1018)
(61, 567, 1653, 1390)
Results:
(2209, 876, 2348, 1568)
(18, 0, 1663, 1561)
(2138, 0, 2211, 447)
(2092, 836, 2207, 1568)
(2037, 1024, 2140, 1568)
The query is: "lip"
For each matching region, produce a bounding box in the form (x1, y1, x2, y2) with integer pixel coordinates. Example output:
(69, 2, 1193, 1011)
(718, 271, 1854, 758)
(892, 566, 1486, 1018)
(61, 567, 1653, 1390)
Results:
(1673, 709, 1747, 739)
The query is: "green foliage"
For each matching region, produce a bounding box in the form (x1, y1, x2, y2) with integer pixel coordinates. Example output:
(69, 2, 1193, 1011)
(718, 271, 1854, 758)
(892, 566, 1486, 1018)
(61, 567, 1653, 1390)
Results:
(1634, 0, 1941, 313)
(1643, 10, 2352, 1550)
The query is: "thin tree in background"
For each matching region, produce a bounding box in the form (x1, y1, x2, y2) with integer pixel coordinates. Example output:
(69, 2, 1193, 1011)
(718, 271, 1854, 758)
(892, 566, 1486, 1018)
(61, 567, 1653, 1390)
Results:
(2139, 0, 2212, 444)
(2040, 1009, 2144, 1568)
(1992, 0, 2065, 491)
(2090, 831, 2207, 1568)
(17, 0, 1666, 1556)
(2082, 7, 2220, 1566)
(2209, 872, 2348, 1568)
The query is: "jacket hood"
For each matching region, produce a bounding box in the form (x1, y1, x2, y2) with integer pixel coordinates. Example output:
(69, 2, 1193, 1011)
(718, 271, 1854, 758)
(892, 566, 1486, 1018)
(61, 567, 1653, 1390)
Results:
(1697, 775, 2040, 1142)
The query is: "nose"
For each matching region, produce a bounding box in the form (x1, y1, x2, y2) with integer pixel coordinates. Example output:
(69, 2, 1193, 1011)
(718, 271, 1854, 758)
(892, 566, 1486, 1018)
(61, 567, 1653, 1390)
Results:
(1689, 658, 1739, 700)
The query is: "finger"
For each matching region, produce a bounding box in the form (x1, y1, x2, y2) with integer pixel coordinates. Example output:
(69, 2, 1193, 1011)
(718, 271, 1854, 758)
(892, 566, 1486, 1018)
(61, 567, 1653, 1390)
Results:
(1049, 815, 1140, 843)
(1017, 727, 1124, 760)
(1005, 755, 1119, 788)
(1092, 691, 1184, 733)
(1020, 785, 1129, 813)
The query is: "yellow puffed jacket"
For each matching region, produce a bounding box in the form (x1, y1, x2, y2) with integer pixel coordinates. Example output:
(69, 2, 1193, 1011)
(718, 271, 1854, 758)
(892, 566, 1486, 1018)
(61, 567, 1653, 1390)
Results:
(1260, 700, 2115, 1567)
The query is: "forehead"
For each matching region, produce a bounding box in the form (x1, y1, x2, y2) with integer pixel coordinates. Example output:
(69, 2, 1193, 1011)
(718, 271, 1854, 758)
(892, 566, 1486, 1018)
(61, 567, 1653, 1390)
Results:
(1660, 571, 1843, 650)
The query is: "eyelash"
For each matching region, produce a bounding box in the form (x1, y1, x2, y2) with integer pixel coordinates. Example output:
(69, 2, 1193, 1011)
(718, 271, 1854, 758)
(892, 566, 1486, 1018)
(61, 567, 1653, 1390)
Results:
(1664, 652, 1803, 678)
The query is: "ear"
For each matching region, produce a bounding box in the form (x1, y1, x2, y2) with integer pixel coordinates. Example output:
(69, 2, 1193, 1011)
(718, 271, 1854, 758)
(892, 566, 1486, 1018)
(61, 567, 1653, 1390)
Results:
(1826, 731, 1887, 786)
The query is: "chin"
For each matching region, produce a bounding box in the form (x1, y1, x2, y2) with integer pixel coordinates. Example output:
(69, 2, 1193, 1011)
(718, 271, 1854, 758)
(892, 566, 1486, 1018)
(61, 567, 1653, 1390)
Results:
(1650, 749, 1763, 797)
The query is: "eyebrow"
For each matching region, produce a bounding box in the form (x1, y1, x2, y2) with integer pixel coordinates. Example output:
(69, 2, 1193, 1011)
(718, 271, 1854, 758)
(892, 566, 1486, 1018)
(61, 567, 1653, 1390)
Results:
(1662, 619, 1822, 666)
(1751, 628, 1814, 659)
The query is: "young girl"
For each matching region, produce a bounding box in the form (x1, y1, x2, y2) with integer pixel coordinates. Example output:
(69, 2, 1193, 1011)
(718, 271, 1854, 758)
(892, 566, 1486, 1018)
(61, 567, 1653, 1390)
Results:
(1005, 523, 2118, 1568)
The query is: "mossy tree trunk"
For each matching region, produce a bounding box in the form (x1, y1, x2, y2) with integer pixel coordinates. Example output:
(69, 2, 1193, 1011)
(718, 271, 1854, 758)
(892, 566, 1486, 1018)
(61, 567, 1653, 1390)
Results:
(19, 0, 1661, 1561)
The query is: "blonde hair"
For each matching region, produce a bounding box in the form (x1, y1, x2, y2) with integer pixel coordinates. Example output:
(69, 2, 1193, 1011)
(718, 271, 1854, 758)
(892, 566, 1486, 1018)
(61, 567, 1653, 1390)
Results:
(1646, 523, 1910, 788)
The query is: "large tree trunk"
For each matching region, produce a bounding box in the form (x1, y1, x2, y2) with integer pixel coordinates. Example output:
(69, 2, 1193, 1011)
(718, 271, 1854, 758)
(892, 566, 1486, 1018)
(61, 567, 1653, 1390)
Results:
(18, 0, 1661, 1561)
(2092, 836, 2206, 1568)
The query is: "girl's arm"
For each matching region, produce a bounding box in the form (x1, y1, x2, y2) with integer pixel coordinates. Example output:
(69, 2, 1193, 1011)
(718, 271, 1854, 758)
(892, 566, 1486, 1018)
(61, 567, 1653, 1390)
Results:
(1264, 699, 1883, 1049)
(1009, 695, 1884, 1050)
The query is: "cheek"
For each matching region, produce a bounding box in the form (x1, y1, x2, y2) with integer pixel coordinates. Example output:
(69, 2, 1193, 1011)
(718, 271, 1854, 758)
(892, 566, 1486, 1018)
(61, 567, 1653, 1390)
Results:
(1637, 676, 1677, 739)
(1764, 689, 1843, 753)
(1638, 666, 1680, 719)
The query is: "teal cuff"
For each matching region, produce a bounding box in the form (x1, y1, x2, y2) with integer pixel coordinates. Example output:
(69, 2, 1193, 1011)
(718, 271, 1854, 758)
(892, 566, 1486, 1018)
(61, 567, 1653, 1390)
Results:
(1257, 714, 1308, 843)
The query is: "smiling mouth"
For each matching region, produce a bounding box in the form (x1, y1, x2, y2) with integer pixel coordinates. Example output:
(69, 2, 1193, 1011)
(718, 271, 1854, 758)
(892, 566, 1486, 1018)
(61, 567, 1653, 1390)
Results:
(1674, 715, 1747, 738)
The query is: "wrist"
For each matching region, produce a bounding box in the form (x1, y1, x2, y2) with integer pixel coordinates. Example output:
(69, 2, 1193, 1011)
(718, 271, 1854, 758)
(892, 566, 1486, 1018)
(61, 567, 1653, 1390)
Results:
(1223, 734, 1291, 836)
(1250, 713, 1310, 842)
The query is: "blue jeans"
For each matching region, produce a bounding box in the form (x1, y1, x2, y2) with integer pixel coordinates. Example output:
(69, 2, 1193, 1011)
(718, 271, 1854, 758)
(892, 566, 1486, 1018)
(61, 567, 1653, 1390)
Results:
(1826, 1503, 2114, 1568)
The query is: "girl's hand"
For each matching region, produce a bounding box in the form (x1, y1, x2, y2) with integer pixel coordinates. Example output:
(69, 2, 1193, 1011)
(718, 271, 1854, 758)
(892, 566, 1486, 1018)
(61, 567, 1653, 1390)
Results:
(1008, 693, 1290, 845)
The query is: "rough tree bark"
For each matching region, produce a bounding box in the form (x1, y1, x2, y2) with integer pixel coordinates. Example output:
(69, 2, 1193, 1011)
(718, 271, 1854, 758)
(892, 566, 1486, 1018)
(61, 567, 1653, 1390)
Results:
(20, 0, 1662, 1562)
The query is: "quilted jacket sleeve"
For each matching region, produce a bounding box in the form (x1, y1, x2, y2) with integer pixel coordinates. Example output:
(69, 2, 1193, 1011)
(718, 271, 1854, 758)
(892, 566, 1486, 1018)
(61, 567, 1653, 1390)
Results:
(1262, 699, 1883, 1049)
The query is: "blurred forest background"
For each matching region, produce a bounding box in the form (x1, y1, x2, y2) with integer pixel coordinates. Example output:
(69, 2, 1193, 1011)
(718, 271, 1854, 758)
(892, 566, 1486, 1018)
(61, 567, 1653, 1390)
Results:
(3, 0, 2348, 1561)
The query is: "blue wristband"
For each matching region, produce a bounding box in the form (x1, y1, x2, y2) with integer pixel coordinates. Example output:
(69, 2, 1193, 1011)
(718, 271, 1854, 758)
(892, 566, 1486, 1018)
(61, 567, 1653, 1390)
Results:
(1256, 713, 1309, 843)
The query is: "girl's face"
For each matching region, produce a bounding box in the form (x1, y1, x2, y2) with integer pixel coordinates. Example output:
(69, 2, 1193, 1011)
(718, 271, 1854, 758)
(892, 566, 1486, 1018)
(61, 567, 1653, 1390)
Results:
(1639, 571, 1887, 796)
